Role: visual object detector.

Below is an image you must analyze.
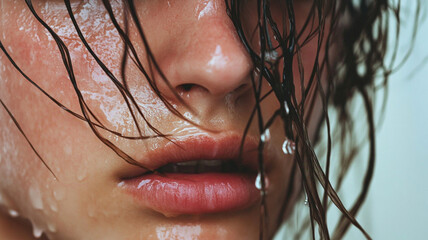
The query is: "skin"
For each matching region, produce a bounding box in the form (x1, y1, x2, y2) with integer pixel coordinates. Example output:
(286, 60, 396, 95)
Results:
(0, 0, 317, 239)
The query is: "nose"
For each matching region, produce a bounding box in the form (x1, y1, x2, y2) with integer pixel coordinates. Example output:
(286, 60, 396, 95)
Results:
(153, 0, 253, 102)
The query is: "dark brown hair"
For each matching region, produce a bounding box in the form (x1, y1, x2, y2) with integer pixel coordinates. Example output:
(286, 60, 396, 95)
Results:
(0, 0, 418, 239)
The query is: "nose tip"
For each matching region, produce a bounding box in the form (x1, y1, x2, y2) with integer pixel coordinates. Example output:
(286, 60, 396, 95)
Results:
(154, 3, 253, 101)
(176, 42, 252, 97)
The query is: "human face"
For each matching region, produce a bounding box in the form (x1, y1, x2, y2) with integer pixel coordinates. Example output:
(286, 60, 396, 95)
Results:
(0, 0, 316, 239)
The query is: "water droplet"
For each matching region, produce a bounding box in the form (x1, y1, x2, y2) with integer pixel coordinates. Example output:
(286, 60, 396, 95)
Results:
(264, 50, 278, 62)
(304, 192, 309, 206)
(260, 128, 271, 142)
(8, 209, 19, 217)
(77, 167, 87, 181)
(47, 222, 57, 232)
(0, 192, 19, 213)
(282, 139, 295, 155)
(254, 66, 261, 77)
(117, 181, 125, 187)
(64, 145, 72, 156)
(255, 172, 269, 191)
(284, 101, 290, 115)
(29, 186, 44, 210)
(53, 188, 65, 201)
(32, 225, 44, 238)
(87, 205, 95, 218)
(49, 200, 58, 212)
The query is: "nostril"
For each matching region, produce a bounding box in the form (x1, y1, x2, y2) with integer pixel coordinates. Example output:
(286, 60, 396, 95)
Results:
(234, 83, 250, 93)
(177, 83, 195, 92)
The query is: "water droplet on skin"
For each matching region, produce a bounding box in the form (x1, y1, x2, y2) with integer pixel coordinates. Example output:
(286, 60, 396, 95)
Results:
(260, 129, 271, 142)
(49, 200, 58, 212)
(162, 212, 181, 218)
(47, 222, 57, 232)
(29, 186, 44, 210)
(87, 206, 95, 218)
(77, 167, 87, 181)
(0, 192, 19, 213)
(255, 172, 269, 191)
(8, 209, 19, 217)
(32, 225, 44, 238)
(53, 188, 65, 201)
(282, 139, 295, 155)
(64, 145, 72, 156)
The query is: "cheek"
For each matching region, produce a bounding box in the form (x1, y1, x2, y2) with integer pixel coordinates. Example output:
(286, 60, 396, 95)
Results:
(0, 1, 148, 133)
(0, 2, 123, 232)
(0, 2, 176, 230)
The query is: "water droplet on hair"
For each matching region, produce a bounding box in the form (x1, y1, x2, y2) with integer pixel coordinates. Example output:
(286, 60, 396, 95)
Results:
(254, 67, 261, 77)
(284, 101, 290, 115)
(304, 193, 309, 206)
(264, 50, 278, 62)
(29, 186, 44, 210)
(8, 209, 19, 217)
(255, 172, 269, 191)
(260, 129, 271, 142)
(32, 225, 44, 238)
(282, 139, 295, 155)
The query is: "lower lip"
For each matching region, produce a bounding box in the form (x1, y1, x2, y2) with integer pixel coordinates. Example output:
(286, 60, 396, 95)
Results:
(122, 173, 260, 215)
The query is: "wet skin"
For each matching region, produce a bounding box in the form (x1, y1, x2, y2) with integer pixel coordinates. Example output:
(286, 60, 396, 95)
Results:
(0, 0, 317, 239)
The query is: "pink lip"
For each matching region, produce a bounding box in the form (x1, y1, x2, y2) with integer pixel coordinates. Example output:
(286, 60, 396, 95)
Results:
(119, 134, 262, 215)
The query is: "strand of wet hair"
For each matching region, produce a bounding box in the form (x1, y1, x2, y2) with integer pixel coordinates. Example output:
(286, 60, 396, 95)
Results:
(63, 0, 165, 143)
(0, 99, 58, 180)
(227, 0, 377, 238)
(24, 0, 150, 170)
(0, 41, 156, 141)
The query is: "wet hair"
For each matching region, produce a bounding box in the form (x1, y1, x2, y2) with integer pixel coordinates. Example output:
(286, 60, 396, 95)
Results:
(0, 0, 418, 239)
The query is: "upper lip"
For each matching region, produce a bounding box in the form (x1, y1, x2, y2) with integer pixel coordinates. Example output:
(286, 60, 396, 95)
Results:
(120, 133, 263, 179)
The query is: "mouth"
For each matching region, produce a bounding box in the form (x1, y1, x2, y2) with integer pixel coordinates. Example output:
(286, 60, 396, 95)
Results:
(118, 134, 262, 216)
(156, 159, 251, 174)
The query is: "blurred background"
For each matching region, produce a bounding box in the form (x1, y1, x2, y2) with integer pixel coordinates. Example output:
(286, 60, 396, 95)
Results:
(351, 1, 428, 239)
